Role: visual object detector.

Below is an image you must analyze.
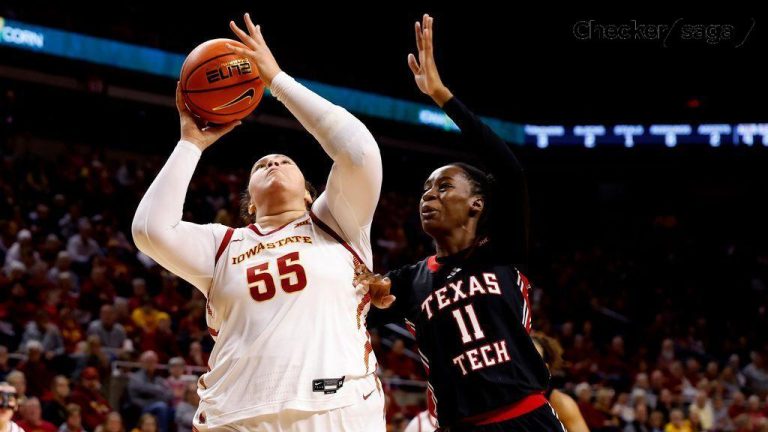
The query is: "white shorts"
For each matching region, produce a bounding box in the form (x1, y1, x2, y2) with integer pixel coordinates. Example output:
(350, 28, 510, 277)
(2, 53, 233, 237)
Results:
(193, 375, 386, 432)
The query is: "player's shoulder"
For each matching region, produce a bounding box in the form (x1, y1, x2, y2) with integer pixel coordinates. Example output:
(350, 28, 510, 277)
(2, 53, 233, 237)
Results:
(386, 258, 433, 284)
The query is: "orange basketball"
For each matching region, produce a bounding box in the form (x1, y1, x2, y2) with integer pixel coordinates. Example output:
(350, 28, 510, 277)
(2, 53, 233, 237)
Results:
(180, 38, 265, 124)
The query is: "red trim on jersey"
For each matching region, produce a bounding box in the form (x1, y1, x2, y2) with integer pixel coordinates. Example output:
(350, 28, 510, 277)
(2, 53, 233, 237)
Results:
(405, 321, 417, 338)
(363, 338, 373, 374)
(215, 227, 235, 263)
(519, 272, 533, 334)
(463, 394, 547, 426)
(426, 255, 440, 272)
(309, 211, 368, 271)
(427, 386, 438, 420)
(207, 327, 219, 337)
(357, 293, 371, 329)
(248, 219, 295, 236)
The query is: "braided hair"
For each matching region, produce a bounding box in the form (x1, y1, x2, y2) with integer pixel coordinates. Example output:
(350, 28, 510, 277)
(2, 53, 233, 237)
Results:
(450, 162, 496, 243)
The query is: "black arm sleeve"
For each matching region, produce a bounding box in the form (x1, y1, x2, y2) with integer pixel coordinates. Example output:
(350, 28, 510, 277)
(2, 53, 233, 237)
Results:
(442, 96, 529, 267)
(365, 266, 412, 328)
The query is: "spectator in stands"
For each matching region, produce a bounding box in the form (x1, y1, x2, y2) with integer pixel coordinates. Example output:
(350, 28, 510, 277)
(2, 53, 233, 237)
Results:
(78, 266, 116, 318)
(17, 397, 57, 432)
(624, 402, 650, 432)
(57, 404, 85, 432)
(126, 280, 147, 312)
(69, 367, 110, 431)
(87, 305, 126, 356)
(3, 229, 34, 271)
(16, 340, 53, 397)
(126, 352, 171, 432)
(72, 335, 110, 380)
(176, 306, 206, 347)
(152, 273, 183, 318)
(20, 311, 64, 360)
(129, 414, 157, 432)
(131, 299, 168, 337)
(6, 371, 27, 402)
(576, 383, 607, 430)
(688, 390, 714, 431)
(138, 318, 175, 363)
(165, 358, 187, 408)
(711, 396, 734, 431)
(664, 408, 692, 432)
(184, 342, 207, 369)
(745, 394, 767, 428)
(384, 339, 418, 380)
(729, 391, 747, 419)
(66, 218, 101, 269)
(743, 351, 768, 397)
(93, 412, 123, 432)
(42, 376, 70, 427)
(59, 310, 85, 355)
(648, 410, 665, 432)
(47, 252, 78, 288)
(173, 383, 198, 432)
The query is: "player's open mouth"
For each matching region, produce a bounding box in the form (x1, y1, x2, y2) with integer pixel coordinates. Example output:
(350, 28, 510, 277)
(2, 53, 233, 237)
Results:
(421, 205, 438, 218)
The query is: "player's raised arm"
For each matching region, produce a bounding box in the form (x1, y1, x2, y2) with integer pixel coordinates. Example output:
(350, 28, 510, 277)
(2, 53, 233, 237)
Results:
(131, 85, 240, 293)
(408, 14, 528, 266)
(228, 13, 382, 268)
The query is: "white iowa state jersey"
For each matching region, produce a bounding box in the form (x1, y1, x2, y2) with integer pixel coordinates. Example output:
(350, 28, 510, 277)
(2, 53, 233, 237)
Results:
(195, 211, 378, 427)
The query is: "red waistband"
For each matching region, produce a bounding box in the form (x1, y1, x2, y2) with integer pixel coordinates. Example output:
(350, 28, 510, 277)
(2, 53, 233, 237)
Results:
(462, 393, 548, 426)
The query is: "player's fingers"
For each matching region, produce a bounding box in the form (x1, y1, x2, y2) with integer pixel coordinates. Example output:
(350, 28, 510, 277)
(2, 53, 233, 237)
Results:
(227, 44, 257, 60)
(381, 295, 396, 308)
(254, 25, 265, 45)
(244, 13, 258, 38)
(408, 53, 420, 75)
(175, 82, 186, 113)
(230, 21, 256, 49)
(415, 21, 423, 52)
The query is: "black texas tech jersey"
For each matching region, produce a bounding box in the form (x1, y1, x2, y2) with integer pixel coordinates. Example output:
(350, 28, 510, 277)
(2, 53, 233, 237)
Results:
(372, 244, 550, 427)
(367, 95, 550, 428)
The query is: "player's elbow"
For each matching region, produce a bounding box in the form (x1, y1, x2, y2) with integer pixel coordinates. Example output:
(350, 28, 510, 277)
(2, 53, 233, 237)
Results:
(131, 208, 157, 253)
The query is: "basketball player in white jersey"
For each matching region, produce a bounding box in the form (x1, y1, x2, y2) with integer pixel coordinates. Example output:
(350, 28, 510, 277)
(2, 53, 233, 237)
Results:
(0, 382, 24, 432)
(132, 13, 384, 431)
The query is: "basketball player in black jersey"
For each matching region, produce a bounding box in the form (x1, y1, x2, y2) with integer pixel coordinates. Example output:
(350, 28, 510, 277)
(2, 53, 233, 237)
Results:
(363, 14, 567, 432)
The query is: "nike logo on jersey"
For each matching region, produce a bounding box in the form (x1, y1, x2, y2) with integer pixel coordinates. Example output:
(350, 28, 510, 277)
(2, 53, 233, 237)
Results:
(363, 390, 375, 400)
(447, 267, 462, 279)
(294, 219, 311, 228)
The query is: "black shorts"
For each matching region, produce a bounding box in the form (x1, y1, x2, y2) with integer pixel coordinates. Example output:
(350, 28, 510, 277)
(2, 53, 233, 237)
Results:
(441, 404, 566, 432)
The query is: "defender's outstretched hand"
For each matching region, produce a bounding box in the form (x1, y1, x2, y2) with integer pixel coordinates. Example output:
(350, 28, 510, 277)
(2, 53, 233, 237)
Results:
(408, 14, 453, 107)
